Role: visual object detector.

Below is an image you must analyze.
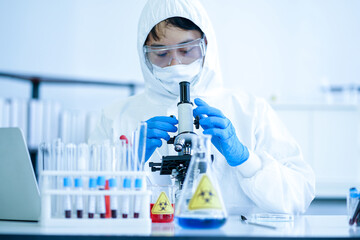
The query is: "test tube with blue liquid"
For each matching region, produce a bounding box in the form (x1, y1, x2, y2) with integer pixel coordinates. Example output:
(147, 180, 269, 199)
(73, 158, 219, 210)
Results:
(109, 143, 121, 218)
(97, 175, 106, 218)
(97, 143, 108, 219)
(88, 144, 100, 219)
(74, 143, 88, 218)
(109, 178, 118, 218)
(120, 136, 131, 219)
(348, 187, 360, 226)
(64, 143, 76, 218)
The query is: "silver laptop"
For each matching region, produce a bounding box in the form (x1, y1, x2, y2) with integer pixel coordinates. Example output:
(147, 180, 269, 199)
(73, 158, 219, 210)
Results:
(0, 127, 40, 221)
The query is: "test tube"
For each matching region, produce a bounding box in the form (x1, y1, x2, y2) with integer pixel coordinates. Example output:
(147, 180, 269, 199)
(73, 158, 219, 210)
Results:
(75, 143, 89, 218)
(64, 143, 76, 218)
(102, 141, 112, 218)
(96, 142, 111, 219)
(38, 142, 50, 176)
(52, 139, 64, 218)
(63, 178, 72, 218)
(38, 142, 53, 217)
(97, 175, 106, 219)
(348, 187, 360, 225)
(74, 177, 83, 218)
(120, 137, 131, 219)
(88, 144, 99, 218)
(133, 122, 147, 218)
(109, 143, 121, 218)
(88, 178, 97, 218)
(109, 178, 118, 218)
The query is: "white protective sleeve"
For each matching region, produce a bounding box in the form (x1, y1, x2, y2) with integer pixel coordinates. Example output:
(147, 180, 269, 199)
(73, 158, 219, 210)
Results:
(235, 99, 315, 214)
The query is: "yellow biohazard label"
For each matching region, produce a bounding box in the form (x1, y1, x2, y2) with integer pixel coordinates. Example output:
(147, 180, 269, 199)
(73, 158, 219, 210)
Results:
(151, 191, 174, 214)
(188, 174, 222, 210)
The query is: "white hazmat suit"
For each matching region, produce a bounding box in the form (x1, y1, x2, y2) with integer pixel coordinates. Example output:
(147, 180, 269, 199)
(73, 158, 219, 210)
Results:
(89, 0, 315, 215)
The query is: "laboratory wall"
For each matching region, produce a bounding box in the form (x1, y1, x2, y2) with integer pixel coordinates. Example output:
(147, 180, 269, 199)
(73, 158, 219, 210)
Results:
(1, 0, 360, 103)
(1, 0, 360, 198)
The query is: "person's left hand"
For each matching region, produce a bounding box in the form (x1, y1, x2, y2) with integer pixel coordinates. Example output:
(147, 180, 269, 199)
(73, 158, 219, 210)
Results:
(193, 98, 249, 166)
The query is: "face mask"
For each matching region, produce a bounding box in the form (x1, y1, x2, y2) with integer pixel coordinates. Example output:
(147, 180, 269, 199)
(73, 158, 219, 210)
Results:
(152, 59, 203, 96)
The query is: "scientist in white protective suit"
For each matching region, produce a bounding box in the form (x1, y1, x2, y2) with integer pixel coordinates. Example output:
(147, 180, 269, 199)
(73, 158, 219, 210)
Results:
(89, 0, 315, 215)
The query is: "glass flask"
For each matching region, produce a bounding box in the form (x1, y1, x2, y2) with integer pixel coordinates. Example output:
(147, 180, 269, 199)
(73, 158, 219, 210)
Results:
(175, 135, 227, 229)
(150, 185, 175, 223)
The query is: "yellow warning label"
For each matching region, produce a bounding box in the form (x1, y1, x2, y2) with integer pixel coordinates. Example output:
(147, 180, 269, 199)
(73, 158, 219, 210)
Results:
(151, 191, 174, 214)
(188, 174, 222, 210)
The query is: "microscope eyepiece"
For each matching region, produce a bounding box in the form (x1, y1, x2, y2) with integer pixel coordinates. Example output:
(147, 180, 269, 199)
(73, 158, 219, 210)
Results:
(179, 81, 191, 104)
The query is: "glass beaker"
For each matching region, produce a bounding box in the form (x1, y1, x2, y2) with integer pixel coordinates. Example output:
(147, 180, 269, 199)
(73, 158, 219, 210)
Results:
(175, 135, 227, 229)
(150, 185, 175, 223)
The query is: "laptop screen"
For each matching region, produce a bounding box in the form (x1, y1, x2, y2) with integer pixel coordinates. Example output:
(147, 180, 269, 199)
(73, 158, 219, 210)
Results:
(0, 128, 40, 221)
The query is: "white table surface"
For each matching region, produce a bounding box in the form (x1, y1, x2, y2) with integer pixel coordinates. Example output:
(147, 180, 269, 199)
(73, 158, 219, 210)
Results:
(1, 215, 359, 239)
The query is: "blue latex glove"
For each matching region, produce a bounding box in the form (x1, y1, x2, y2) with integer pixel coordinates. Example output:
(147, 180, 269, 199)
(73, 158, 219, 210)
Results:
(145, 116, 178, 162)
(193, 98, 249, 166)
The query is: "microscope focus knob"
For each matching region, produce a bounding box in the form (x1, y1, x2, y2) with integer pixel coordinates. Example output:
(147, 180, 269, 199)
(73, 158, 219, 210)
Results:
(167, 137, 175, 145)
(194, 116, 200, 129)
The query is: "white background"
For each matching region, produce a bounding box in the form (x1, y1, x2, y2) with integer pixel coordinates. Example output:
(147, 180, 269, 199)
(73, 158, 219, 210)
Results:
(1, 0, 360, 108)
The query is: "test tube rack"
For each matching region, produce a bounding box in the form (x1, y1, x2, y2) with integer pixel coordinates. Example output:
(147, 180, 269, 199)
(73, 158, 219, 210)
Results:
(39, 170, 151, 235)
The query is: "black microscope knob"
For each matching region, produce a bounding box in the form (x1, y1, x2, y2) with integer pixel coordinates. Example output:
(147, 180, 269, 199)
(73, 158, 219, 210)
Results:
(167, 137, 175, 145)
(194, 116, 200, 129)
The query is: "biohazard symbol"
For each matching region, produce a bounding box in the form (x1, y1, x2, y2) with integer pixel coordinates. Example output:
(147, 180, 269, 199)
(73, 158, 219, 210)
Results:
(151, 191, 174, 214)
(188, 174, 222, 210)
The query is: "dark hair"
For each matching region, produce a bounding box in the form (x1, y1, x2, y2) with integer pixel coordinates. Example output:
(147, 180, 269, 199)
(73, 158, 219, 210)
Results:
(146, 17, 204, 42)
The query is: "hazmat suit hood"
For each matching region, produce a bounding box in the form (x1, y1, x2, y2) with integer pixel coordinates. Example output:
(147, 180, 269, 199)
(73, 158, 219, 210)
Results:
(90, 0, 315, 216)
(137, 0, 223, 104)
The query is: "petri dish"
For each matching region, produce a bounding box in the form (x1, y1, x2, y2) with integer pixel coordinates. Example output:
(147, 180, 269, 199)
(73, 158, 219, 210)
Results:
(251, 213, 294, 222)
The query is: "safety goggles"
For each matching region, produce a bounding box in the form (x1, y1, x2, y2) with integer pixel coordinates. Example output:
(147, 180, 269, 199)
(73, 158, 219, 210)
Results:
(144, 38, 206, 68)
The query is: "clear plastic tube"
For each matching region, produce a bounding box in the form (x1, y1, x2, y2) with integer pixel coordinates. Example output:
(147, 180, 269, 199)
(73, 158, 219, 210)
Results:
(109, 178, 118, 218)
(102, 141, 112, 218)
(96, 143, 106, 219)
(97, 175, 106, 219)
(109, 143, 122, 218)
(133, 122, 147, 218)
(88, 144, 100, 219)
(38, 142, 54, 216)
(64, 143, 76, 218)
(75, 143, 88, 218)
(121, 138, 131, 219)
(52, 139, 64, 218)
(348, 187, 360, 226)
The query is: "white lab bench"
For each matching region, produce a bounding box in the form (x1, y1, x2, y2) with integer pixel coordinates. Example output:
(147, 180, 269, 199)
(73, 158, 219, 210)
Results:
(0, 215, 359, 239)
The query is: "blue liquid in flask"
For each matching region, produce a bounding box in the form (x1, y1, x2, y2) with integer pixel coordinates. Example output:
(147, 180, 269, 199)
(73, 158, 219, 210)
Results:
(176, 217, 226, 229)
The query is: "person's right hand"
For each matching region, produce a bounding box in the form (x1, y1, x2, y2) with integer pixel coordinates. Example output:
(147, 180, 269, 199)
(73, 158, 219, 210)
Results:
(145, 116, 178, 161)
